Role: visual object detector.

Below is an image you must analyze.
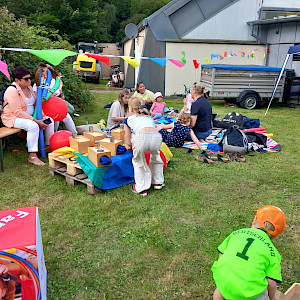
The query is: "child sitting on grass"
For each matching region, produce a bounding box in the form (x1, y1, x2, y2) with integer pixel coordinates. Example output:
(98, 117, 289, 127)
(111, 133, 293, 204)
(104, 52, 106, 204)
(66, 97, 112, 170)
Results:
(150, 92, 165, 120)
(157, 113, 202, 149)
(211, 205, 286, 300)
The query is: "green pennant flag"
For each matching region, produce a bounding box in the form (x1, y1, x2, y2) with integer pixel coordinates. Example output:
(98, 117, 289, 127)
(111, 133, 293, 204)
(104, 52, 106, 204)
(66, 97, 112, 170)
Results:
(26, 49, 77, 66)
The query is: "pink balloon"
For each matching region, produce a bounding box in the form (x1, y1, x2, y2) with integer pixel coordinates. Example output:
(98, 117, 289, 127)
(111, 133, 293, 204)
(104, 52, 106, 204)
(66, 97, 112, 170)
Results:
(49, 130, 72, 151)
(42, 97, 68, 121)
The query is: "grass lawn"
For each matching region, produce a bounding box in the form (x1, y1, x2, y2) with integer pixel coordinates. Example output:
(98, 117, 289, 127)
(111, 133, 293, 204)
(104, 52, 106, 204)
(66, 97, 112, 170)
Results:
(1, 93, 299, 299)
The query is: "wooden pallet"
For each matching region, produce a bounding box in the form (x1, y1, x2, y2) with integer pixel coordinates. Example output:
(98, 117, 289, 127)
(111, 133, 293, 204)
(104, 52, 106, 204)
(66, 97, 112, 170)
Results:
(48, 152, 83, 176)
(49, 166, 100, 195)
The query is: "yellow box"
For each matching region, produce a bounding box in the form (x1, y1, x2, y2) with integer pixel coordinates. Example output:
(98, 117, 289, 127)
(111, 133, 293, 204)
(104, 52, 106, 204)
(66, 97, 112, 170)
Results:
(111, 128, 125, 143)
(83, 131, 106, 146)
(88, 146, 111, 168)
(99, 138, 123, 156)
(69, 136, 90, 154)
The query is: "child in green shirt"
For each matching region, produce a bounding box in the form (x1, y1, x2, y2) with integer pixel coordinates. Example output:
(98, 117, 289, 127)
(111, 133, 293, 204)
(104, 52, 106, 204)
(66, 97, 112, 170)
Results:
(211, 205, 286, 300)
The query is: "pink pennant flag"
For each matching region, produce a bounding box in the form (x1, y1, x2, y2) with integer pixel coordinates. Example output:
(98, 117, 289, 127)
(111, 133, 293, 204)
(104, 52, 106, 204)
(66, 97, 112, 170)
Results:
(168, 59, 185, 68)
(224, 51, 227, 58)
(0, 60, 10, 80)
(193, 60, 199, 69)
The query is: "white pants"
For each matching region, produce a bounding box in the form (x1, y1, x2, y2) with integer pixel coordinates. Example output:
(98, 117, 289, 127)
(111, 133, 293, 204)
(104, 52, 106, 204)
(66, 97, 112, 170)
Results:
(14, 117, 54, 152)
(131, 131, 164, 193)
(54, 113, 77, 133)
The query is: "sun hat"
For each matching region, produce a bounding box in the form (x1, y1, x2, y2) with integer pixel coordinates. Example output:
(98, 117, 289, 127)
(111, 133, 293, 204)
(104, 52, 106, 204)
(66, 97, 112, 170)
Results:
(154, 92, 163, 100)
(255, 205, 286, 237)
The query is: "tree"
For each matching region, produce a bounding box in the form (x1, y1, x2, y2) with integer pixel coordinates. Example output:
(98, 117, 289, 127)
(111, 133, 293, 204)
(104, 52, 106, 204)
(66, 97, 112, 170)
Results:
(0, 7, 93, 111)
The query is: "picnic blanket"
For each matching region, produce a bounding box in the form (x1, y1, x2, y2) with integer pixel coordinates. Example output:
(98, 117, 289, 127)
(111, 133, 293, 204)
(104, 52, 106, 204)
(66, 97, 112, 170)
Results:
(182, 130, 281, 153)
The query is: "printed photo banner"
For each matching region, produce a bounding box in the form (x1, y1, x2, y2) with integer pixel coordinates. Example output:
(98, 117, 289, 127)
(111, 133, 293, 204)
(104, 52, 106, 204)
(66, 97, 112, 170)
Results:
(0, 207, 47, 300)
(0, 47, 269, 72)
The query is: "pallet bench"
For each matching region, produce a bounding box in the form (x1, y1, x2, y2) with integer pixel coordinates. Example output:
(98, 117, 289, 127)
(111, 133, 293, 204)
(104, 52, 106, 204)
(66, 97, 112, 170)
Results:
(48, 152, 100, 195)
(0, 127, 21, 172)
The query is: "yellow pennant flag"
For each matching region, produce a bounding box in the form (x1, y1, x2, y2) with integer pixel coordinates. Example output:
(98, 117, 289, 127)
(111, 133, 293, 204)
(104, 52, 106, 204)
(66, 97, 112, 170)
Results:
(122, 56, 140, 68)
(205, 57, 210, 64)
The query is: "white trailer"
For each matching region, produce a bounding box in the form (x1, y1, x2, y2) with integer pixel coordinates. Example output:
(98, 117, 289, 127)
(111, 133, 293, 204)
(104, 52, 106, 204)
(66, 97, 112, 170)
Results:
(200, 64, 286, 109)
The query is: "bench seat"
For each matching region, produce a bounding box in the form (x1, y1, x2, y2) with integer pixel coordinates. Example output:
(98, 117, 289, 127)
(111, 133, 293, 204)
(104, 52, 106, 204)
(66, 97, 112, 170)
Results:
(0, 127, 21, 172)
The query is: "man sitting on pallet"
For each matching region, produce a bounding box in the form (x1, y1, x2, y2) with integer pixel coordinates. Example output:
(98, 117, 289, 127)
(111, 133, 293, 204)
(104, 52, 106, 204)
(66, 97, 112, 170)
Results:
(1, 66, 54, 166)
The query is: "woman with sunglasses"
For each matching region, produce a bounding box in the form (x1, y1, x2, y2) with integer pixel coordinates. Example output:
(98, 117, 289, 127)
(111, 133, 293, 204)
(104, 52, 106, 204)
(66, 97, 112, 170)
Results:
(1, 66, 54, 166)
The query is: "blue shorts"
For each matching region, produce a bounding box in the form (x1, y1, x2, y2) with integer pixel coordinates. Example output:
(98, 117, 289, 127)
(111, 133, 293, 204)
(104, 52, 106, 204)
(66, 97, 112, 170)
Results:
(186, 128, 212, 140)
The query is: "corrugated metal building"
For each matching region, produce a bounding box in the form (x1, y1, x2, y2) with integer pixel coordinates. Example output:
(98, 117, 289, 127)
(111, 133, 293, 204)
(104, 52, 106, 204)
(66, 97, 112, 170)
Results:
(122, 0, 300, 96)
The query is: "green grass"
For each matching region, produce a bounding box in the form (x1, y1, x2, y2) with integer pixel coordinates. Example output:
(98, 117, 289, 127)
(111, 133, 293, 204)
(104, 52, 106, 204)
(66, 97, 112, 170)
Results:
(1, 94, 299, 299)
(83, 79, 121, 91)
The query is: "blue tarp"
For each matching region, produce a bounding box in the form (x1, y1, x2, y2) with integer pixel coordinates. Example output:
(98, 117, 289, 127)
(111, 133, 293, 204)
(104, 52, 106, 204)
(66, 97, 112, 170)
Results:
(75, 150, 134, 190)
(288, 44, 300, 54)
(201, 64, 282, 72)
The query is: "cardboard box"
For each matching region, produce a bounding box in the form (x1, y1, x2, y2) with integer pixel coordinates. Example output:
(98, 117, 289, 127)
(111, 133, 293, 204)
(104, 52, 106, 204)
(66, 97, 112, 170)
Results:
(111, 128, 125, 143)
(88, 146, 111, 168)
(69, 135, 90, 154)
(100, 138, 123, 156)
(83, 131, 106, 146)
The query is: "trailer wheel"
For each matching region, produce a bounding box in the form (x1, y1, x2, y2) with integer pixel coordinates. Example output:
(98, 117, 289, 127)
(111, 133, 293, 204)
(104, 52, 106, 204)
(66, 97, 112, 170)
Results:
(240, 92, 261, 109)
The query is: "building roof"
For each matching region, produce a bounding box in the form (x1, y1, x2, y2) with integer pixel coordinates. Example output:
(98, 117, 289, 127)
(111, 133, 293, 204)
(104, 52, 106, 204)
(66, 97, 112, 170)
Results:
(247, 16, 300, 26)
(142, 0, 238, 42)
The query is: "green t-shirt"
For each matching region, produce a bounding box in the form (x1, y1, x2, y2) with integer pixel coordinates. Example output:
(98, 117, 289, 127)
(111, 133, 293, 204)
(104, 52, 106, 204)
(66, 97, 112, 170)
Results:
(132, 90, 155, 102)
(211, 228, 282, 300)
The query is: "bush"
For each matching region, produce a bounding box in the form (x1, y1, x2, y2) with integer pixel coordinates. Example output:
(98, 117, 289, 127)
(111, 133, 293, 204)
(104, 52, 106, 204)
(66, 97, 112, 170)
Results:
(0, 7, 93, 111)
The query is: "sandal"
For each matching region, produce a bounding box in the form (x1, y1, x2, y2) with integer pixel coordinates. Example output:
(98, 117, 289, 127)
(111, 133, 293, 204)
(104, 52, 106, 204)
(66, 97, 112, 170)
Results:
(196, 151, 214, 164)
(236, 155, 246, 162)
(211, 154, 229, 163)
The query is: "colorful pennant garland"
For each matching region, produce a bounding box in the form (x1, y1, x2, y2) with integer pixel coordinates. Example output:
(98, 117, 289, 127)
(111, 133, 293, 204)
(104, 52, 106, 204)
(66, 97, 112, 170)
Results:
(0, 47, 269, 72)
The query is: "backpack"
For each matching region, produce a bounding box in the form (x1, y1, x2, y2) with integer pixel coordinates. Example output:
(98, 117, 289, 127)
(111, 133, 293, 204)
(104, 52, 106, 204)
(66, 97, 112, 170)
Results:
(0, 84, 17, 115)
(219, 125, 248, 154)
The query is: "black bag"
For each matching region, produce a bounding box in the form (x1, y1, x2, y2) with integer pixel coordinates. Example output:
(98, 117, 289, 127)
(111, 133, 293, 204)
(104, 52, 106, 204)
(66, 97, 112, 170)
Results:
(221, 112, 244, 129)
(245, 132, 267, 147)
(219, 125, 248, 154)
(0, 84, 16, 115)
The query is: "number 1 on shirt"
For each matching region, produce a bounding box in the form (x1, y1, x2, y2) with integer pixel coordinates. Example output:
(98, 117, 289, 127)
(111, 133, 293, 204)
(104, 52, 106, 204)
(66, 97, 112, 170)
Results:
(236, 238, 254, 261)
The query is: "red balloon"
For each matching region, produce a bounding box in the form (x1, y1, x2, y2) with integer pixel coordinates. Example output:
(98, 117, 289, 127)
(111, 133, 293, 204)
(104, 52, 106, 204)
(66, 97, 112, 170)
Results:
(42, 97, 68, 121)
(50, 130, 72, 151)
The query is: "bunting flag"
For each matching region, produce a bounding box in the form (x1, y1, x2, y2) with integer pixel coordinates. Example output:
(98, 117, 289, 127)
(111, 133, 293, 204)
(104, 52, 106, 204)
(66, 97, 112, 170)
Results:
(121, 56, 140, 68)
(205, 57, 210, 64)
(168, 59, 185, 68)
(181, 51, 186, 64)
(85, 54, 110, 66)
(0, 60, 10, 80)
(224, 51, 228, 58)
(26, 49, 77, 66)
(240, 49, 246, 57)
(150, 57, 168, 67)
(211, 54, 219, 60)
(230, 50, 233, 57)
(193, 60, 199, 69)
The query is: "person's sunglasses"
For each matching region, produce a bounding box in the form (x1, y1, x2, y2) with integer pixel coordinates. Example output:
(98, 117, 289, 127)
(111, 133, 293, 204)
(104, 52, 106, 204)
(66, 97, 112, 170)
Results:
(21, 77, 31, 81)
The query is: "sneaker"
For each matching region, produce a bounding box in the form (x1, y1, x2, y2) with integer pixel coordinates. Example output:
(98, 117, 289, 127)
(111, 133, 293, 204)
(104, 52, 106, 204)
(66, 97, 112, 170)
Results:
(131, 184, 147, 196)
(154, 183, 165, 190)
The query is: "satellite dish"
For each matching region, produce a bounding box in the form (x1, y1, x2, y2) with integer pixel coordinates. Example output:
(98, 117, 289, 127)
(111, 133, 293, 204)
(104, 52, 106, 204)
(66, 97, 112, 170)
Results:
(125, 23, 138, 39)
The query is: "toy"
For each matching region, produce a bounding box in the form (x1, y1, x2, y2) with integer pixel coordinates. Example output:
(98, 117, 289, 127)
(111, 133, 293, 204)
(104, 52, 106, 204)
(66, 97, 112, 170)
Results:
(88, 146, 111, 168)
(49, 130, 72, 151)
(111, 127, 125, 143)
(99, 137, 123, 156)
(83, 127, 105, 146)
(69, 135, 90, 154)
(42, 96, 68, 121)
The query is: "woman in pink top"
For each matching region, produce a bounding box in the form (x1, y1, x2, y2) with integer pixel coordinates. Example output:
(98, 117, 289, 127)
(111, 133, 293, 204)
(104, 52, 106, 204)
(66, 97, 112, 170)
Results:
(150, 92, 165, 120)
(1, 66, 54, 166)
